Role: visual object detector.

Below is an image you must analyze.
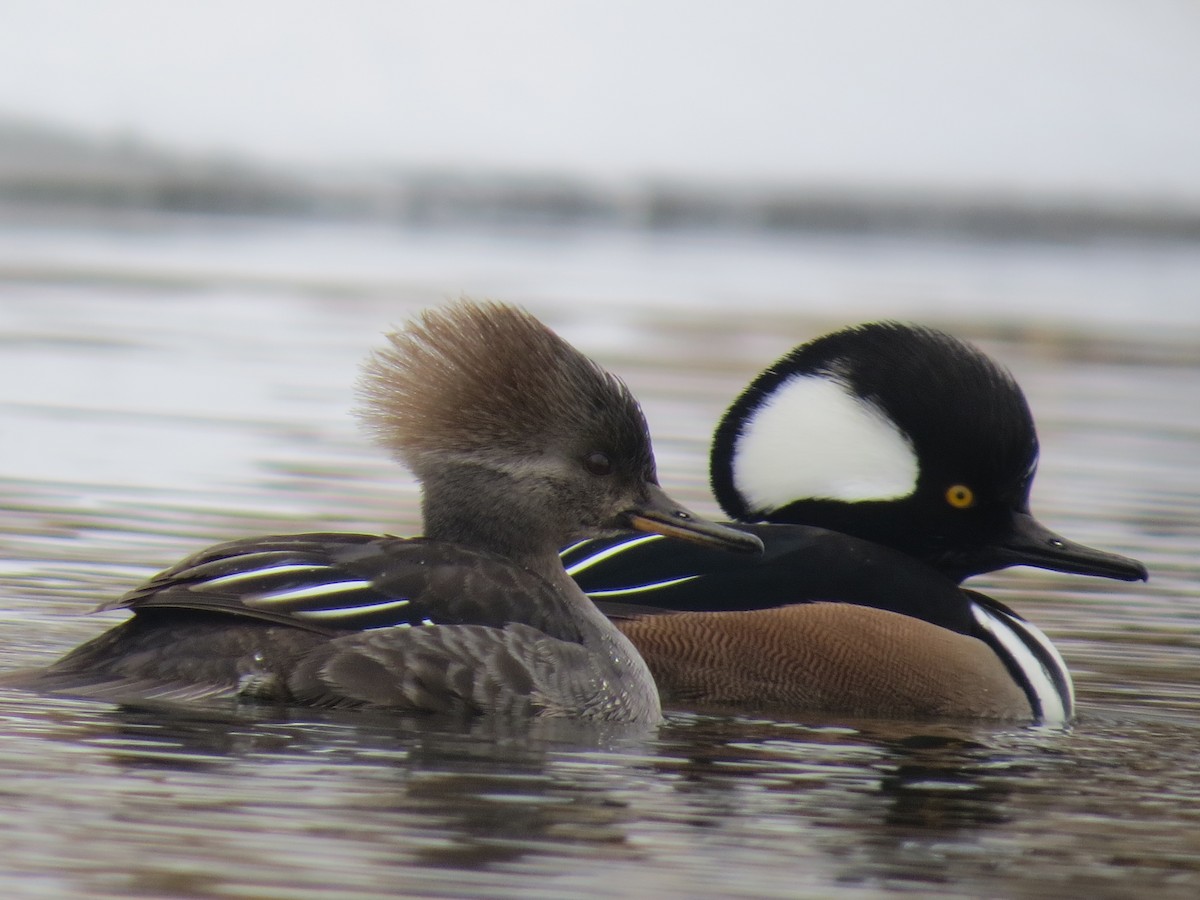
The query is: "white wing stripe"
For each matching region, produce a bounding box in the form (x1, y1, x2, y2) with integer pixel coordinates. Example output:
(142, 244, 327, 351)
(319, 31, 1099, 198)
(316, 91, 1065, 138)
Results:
(564, 534, 665, 576)
(201, 564, 333, 589)
(585, 575, 699, 597)
(252, 580, 377, 604)
(292, 598, 414, 620)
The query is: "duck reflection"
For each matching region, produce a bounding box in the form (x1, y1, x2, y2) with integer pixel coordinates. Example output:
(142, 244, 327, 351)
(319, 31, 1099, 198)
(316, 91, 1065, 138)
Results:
(4, 692, 1073, 891)
(651, 712, 1073, 886)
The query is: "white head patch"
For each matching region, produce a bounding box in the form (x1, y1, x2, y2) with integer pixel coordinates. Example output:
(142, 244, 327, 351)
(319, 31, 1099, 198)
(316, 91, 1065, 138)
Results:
(732, 374, 918, 512)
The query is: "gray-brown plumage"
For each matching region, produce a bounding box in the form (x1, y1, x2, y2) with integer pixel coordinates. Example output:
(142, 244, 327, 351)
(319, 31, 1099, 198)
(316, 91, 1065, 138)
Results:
(8, 300, 762, 721)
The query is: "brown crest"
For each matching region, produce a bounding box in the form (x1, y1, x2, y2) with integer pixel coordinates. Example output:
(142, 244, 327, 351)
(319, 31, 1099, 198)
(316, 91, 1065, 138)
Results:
(357, 300, 650, 474)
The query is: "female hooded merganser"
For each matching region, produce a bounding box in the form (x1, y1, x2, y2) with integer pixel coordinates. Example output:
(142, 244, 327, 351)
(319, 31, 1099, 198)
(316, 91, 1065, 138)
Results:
(562, 322, 1147, 723)
(10, 301, 761, 722)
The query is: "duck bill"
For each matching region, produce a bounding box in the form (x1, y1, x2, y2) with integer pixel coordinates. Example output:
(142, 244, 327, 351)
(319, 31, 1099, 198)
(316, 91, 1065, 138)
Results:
(995, 512, 1147, 582)
(626, 484, 763, 555)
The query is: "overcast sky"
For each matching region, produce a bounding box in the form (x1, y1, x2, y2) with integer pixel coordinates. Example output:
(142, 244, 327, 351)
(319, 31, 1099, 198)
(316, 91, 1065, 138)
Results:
(3, 1, 1200, 200)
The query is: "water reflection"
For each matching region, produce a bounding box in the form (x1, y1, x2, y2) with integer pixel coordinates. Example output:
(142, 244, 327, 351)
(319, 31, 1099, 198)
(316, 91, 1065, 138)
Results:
(3, 679, 1199, 895)
(1, 689, 1067, 885)
(652, 715, 1057, 883)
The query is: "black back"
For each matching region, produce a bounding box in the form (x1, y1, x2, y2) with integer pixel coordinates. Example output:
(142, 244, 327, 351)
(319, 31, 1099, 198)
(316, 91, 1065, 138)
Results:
(564, 524, 1005, 639)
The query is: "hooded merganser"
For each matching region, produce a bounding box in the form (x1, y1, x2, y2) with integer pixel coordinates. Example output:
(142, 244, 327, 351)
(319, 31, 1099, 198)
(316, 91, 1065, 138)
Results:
(561, 322, 1148, 723)
(8, 301, 762, 722)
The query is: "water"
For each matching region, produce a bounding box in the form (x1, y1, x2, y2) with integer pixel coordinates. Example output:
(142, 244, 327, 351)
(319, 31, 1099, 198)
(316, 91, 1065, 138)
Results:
(1, 215, 1198, 897)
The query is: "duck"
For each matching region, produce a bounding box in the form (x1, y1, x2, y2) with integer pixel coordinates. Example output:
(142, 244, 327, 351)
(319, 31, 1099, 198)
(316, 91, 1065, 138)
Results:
(6, 300, 762, 722)
(561, 322, 1148, 723)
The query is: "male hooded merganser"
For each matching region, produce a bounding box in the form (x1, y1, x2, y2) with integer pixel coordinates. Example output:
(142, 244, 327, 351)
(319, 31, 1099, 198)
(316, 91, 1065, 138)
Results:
(9, 301, 762, 722)
(561, 322, 1148, 723)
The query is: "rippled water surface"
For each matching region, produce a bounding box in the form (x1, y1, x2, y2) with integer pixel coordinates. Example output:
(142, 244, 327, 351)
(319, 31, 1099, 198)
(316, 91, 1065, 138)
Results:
(1, 217, 1198, 898)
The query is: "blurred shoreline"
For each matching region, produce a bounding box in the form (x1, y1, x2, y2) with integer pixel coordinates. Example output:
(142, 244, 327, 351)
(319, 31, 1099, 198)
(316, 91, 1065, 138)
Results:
(4, 115, 1200, 245)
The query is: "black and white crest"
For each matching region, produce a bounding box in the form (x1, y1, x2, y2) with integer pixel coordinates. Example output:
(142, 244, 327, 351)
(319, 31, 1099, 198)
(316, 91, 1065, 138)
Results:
(712, 322, 1037, 521)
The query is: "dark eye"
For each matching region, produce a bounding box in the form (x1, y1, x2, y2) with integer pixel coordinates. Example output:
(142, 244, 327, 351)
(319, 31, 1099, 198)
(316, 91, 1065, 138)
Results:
(583, 451, 613, 476)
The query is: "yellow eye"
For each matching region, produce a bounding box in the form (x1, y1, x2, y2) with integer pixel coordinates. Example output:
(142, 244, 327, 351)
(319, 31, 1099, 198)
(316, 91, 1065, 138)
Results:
(945, 484, 975, 509)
